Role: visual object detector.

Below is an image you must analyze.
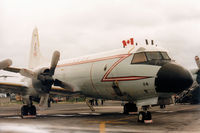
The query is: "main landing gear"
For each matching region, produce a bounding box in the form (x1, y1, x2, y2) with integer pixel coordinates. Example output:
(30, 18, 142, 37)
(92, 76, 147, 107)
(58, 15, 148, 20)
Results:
(123, 102, 138, 114)
(21, 96, 36, 118)
(21, 105, 36, 118)
(123, 103, 152, 123)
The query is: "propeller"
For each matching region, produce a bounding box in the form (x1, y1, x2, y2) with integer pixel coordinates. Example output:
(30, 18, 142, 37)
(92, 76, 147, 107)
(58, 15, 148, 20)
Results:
(18, 51, 73, 107)
(39, 93, 49, 107)
(20, 51, 60, 91)
(20, 68, 37, 79)
(49, 51, 60, 76)
(0, 59, 12, 69)
(20, 51, 60, 79)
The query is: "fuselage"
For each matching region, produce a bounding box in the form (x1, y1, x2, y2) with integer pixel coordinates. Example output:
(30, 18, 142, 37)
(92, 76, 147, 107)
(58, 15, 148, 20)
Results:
(53, 45, 193, 102)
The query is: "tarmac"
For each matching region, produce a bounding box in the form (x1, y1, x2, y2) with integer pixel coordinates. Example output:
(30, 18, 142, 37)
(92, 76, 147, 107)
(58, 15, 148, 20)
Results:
(0, 101, 200, 133)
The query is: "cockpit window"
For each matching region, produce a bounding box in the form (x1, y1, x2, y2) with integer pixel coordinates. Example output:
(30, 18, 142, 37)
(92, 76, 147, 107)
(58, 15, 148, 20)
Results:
(145, 52, 162, 60)
(131, 52, 147, 63)
(131, 51, 171, 64)
(161, 52, 170, 60)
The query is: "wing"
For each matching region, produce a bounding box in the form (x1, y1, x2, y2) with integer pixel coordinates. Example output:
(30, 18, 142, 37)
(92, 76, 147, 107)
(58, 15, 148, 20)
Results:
(0, 81, 28, 95)
(2, 67, 79, 96)
(50, 86, 81, 96)
(3, 67, 21, 73)
(0, 81, 79, 96)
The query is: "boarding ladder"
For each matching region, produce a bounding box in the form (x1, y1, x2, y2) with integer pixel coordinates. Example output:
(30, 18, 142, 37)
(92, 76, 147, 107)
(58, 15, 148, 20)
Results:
(86, 99, 95, 112)
(175, 82, 199, 103)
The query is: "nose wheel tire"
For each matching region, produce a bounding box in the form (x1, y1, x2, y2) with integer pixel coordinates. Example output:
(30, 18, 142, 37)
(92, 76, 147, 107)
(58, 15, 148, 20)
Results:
(138, 111, 152, 123)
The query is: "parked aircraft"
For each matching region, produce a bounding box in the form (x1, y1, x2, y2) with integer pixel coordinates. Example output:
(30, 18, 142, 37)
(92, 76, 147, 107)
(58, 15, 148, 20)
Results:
(175, 56, 200, 104)
(0, 28, 195, 123)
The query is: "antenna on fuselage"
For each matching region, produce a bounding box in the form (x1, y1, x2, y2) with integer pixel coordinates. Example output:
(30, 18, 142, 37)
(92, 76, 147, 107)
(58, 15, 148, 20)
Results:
(145, 39, 148, 45)
(145, 39, 157, 46)
(151, 40, 154, 45)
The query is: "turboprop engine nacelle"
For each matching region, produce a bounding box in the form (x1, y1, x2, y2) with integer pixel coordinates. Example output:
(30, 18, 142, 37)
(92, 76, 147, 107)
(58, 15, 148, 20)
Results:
(31, 67, 54, 93)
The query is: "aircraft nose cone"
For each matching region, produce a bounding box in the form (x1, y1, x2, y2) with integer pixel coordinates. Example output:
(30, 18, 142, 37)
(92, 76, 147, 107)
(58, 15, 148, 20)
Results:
(155, 62, 193, 93)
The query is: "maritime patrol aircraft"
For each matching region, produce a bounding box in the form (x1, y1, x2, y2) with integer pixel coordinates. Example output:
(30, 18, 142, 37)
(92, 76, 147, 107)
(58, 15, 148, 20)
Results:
(0, 28, 195, 123)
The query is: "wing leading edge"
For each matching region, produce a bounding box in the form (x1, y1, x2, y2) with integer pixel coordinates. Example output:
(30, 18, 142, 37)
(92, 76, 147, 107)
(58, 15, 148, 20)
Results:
(0, 82, 28, 95)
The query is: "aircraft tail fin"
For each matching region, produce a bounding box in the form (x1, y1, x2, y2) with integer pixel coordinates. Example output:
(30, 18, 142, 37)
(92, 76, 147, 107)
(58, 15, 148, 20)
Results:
(28, 27, 43, 69)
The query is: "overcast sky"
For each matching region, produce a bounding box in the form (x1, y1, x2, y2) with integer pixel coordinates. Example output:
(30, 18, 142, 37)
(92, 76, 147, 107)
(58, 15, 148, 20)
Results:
(0, 0, 200, 70)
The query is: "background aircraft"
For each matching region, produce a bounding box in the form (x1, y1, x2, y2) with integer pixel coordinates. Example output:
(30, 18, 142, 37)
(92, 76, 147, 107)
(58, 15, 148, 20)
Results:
(0, 28, 195, 123)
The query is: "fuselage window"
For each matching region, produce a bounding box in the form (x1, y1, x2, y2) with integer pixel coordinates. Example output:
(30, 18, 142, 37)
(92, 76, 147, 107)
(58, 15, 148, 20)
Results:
(131, 52, 147, 63)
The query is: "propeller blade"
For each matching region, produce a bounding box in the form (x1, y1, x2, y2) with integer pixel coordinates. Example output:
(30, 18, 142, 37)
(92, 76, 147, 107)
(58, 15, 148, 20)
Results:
(0, 59, 12, 69)
(20, 68, 37, 78)
(39, 93, 49, 107)
(197, 70, 200, 84)
(54, 79, 74, 91)
(49, 51, 60, 76)
(195, 56, 200, 69)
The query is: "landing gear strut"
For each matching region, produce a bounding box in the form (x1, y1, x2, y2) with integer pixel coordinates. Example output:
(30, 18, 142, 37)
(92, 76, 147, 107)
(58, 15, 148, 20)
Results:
(137, 106, 152, 123)
(123, 102, 138, 114)
(21, 96, 36, 118)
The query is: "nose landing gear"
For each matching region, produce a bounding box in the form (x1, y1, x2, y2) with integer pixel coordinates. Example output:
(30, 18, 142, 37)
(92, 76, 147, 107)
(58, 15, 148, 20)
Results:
(123, 103, 152, 123)
(137, 106, 152, 123)
(137, 111, 152, 123)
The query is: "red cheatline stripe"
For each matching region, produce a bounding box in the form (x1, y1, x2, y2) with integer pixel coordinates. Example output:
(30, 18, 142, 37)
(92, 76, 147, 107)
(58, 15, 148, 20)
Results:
(102, 76, 151, 82)
(102, 54, 130, 81)
(57, 54, 130, 67)
(101, 54, 151, 82)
